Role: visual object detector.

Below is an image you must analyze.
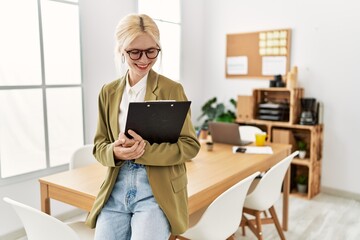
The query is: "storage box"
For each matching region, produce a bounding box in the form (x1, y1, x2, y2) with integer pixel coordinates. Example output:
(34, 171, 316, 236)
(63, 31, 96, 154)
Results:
(272, 129, 297, 152)
(237, 95, 253, 121)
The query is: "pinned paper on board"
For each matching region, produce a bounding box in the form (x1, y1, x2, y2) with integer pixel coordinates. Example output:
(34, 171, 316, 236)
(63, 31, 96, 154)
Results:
(262, 56, 287, 76)
(226, 56, 248, 75)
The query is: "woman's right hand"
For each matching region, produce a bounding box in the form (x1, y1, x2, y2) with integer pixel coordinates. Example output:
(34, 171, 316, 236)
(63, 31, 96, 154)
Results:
(113, 130, 146, 161)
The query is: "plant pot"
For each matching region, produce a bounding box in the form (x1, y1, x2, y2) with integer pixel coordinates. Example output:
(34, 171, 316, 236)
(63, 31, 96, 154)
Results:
(299, 150, 306, 159)
(206, 142, 214, 151)
(297, 183, 307, 193)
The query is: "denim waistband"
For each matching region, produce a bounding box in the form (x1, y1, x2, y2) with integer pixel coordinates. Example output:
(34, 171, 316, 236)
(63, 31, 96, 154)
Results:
(125, 160, 145, 169)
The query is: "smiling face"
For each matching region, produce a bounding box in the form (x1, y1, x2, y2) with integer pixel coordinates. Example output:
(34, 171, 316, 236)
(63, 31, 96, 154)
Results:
(124, 33, 159, 85)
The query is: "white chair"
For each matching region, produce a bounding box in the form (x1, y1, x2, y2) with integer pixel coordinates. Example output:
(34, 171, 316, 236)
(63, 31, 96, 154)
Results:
(69, 144, 98, 169)
(239, 125, 263, 142)
(179, 171, 260, 240)
(240, 151, 299, 240)
(3, 197, 95, 240)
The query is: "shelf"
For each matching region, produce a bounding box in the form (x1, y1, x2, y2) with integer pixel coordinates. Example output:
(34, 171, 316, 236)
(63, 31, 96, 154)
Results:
(290, 191, 309, 199)
(236, 87, 323, 200)
(252, 88, 304, 124)
(237, 118, 321, 130)
(255, 87, 294, 92)
(292, 158, 310, 166)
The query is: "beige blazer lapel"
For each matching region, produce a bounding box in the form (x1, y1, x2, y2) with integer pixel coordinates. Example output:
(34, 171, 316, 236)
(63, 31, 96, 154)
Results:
(145, 69, 159, 101)
(109, 76, 126, 140)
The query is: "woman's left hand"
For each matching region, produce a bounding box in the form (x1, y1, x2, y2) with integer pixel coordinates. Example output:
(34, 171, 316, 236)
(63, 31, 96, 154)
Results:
(113, 130, 146, 160)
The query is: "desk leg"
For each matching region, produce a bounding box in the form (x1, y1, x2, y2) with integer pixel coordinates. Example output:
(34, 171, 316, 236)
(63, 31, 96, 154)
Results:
(282, 168, 290, 231)
(170, 235, 187, 240)
(40, 183, 51, 214)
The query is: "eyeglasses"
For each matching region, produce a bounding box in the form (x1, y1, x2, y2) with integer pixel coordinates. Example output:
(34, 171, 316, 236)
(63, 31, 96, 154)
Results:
(125, 48, 161, 60)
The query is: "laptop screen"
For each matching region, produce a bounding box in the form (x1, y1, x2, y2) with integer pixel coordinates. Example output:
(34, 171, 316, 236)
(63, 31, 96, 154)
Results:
(208, 122, 252, 146)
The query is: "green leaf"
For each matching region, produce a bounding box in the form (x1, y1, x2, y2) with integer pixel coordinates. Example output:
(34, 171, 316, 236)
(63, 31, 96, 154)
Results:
(198, 97, 237, 129)
(295, 175, 308, 184)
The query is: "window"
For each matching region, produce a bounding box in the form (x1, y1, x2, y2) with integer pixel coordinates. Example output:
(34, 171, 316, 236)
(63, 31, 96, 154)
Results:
(0, 0, 84, 180)
(138, 0, 181, 81)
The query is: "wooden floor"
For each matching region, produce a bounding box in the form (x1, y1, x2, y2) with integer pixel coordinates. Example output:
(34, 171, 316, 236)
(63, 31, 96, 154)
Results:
(15, 193, 360, 240)
(236, 193, 360, 240)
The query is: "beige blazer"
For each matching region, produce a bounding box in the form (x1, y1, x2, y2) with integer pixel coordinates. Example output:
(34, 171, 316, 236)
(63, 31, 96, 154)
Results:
(85, 70, 200, 235)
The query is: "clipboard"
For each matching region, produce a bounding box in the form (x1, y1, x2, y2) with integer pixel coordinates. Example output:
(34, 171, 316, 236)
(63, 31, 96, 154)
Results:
(125, 101, 191, 144)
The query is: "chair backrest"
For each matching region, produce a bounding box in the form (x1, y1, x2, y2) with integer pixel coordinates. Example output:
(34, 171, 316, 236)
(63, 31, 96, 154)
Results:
(3, 197, 80, 240)
(183, 171, 259, 240)
(245, 151, 299, 211)
(239, 125, 263, 142)
(69, 144, 97, 169)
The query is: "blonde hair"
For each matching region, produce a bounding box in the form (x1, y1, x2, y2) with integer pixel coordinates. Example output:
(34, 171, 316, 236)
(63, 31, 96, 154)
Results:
(114, 14, 161, 71)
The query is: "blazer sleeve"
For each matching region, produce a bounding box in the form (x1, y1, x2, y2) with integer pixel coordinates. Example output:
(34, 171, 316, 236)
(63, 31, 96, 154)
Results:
(93, 85, 118, 167)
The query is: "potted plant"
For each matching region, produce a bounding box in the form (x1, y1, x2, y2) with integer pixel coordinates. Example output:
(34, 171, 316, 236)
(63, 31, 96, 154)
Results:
(197, 97, 236, 132)
(297, 140, 307, 159)
(295, 174, 308, 193)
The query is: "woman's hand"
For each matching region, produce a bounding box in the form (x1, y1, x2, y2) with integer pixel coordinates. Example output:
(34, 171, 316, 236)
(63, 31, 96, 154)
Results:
(113, 130, 146, 161)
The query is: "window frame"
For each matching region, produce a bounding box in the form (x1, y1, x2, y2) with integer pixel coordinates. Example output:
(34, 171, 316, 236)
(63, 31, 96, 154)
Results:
(0, 0, 84, 186)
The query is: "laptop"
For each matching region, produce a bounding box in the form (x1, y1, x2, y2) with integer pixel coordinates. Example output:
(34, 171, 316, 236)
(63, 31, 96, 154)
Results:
(208, 122, 252, 146)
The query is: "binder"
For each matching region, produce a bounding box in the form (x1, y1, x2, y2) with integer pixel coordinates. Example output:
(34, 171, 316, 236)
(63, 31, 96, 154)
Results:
(125, 101, 191, 144)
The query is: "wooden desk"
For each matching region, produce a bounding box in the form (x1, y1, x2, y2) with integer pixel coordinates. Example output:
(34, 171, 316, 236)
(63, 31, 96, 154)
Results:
(39, 143, 291, 230)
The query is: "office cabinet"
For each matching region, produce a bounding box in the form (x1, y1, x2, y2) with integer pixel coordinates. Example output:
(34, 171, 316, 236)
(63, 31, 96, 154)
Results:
(237, 88, 323, 199)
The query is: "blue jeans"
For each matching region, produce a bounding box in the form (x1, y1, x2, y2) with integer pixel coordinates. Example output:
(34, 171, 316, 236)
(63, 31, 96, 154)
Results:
(94, 161, 170, 240)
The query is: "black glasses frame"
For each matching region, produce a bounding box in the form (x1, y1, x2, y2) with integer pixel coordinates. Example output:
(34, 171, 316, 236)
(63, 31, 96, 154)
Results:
(125, 48, 161, 60)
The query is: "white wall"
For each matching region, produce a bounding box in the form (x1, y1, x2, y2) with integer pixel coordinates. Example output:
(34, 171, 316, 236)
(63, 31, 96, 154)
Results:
(200, 0, 360, 195)
(81, 0, 137, 143)
(180, 0, 206, 121)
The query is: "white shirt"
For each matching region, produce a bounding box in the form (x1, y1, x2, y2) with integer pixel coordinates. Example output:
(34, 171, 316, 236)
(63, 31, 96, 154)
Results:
(119, 74, 148, 133)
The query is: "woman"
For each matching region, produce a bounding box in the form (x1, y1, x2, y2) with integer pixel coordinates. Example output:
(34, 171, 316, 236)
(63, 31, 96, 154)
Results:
(85, 14, 200, 240)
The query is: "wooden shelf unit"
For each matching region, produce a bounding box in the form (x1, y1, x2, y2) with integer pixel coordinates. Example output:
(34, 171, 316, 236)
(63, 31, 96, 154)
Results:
(237, 88, 323, 199)
(252, 87, 304, 124)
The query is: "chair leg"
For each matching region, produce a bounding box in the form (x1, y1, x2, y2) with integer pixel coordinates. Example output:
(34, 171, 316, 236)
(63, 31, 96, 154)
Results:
(255, 211, 264, 240)
(242, 209, 263, 240)
(227, 234, 236, 240)
(174, 236, 189, 240)
(242, 224, 246, 236)
(240, 214, 247, 236)
(269, 206, 286, 240)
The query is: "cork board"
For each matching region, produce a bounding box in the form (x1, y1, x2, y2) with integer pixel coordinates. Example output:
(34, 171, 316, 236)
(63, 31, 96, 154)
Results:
(226, 29, 291, 79)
